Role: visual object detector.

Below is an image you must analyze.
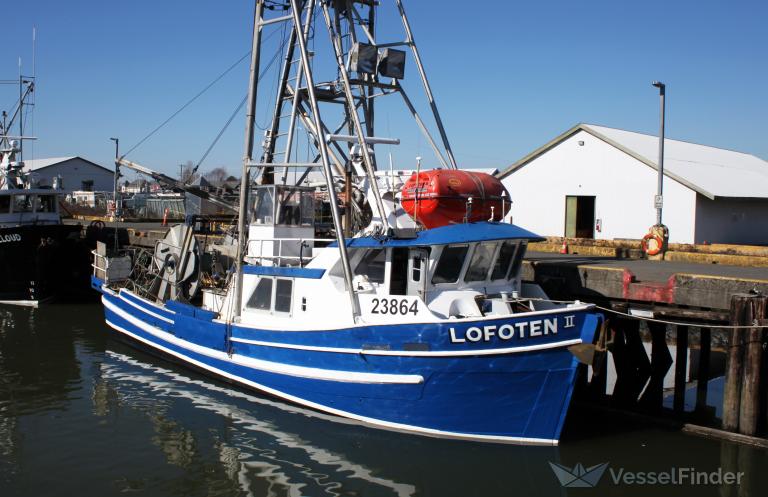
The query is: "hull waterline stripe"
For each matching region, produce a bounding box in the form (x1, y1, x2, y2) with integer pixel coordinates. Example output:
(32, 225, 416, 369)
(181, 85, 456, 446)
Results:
(117, 292, 175, 324)
(230, 336, 583, 357)
(103, 317, 557, 445)
(103, 297, 422, 385)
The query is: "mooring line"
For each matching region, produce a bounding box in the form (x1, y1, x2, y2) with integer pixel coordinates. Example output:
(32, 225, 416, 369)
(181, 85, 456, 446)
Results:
(527, 297, 768, 330)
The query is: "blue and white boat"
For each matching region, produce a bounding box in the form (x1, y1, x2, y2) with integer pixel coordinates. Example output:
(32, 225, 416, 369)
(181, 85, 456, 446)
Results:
(93, 0, 600, 445)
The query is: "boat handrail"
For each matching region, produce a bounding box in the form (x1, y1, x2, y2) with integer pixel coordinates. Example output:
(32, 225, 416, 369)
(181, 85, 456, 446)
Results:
(246, 237, 334, 267)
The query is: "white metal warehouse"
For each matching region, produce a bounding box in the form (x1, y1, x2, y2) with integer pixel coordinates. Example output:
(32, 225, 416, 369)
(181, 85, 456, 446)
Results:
(24, 156, 114, 193)
(497, 124, 768, 245)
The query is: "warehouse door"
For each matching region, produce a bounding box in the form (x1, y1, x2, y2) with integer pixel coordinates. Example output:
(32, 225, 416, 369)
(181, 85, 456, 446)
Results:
(564, 195, 595, 238)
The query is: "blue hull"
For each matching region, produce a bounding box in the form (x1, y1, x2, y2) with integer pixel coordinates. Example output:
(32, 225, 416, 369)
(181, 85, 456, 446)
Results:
(96, 279, 598, 444)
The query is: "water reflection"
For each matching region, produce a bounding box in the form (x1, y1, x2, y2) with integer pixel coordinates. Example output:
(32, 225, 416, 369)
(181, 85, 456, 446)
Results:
(0, 305, 86, 485)
(1, 302, 766, 497)
(96, 349, 562, 497)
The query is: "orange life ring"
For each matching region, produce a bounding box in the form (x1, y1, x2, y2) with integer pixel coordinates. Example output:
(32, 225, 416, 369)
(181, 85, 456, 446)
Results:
(641, 233, 663, 256)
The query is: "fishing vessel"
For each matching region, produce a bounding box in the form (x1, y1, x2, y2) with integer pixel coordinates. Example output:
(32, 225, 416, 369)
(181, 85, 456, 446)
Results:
(0, 80, 85, 306)
(92, 0, 600, 444)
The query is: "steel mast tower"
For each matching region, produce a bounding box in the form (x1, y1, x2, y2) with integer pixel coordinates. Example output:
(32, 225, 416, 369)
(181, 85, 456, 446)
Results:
(233, 0, 458, 319)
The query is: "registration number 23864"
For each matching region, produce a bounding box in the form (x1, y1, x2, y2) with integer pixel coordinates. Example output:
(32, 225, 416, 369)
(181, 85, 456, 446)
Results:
(370, 298, 418, 316)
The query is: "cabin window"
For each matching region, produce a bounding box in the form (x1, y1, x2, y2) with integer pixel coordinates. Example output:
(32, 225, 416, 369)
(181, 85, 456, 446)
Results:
(491, 242, 518, 280)
(13, 195, 32, 213)
(277, 189, 301, 225)
(355, 248, 386, 284)
(0, 196, 10, 213)
(252, 188, 275, 225)
(411, 255, 422, 281)
(35, 195, 57, 213)
(509, 242, 527, 280)
(465, 242, 497, 282)
(432, 245, 469, 284)
(276, 188, 314, 226)
(247, 278, 273, 310)
(274, 279, 293, 313)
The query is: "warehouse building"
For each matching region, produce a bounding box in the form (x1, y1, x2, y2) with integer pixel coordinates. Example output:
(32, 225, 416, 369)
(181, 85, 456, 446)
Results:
(25, 156, 114, 193)
(497, 124, 768, 245)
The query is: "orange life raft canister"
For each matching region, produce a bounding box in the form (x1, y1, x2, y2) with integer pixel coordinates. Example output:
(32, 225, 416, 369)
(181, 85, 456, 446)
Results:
(400, 169, 510, 229)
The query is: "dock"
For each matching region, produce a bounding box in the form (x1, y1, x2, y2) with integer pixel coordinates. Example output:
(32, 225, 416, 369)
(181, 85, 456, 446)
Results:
(76, 218, 768, 443)
(524, 250, 768, 443)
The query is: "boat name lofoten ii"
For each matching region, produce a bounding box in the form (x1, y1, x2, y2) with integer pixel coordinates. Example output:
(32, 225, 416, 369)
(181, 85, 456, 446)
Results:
(449, 315, 576, 343)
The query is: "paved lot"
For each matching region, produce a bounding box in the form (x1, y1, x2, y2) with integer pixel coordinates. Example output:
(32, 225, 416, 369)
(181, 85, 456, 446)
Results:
(527, 251, 768, 284)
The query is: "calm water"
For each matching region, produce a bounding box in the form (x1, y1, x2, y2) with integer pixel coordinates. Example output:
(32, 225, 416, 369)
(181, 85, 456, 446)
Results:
(1, 303, 766, 497)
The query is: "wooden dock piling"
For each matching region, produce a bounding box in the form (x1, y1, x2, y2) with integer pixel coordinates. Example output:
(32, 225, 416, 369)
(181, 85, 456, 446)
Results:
(696, 328, 711, 414)
(673, 325, 688, 413)
(740, 296, 765, 436)
(723, 295, 747, 431)
(723, 293, 767, 436)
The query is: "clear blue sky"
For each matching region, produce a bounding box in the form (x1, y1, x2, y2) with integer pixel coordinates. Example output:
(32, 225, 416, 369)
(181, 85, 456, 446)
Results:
(3, 0, 766, 180)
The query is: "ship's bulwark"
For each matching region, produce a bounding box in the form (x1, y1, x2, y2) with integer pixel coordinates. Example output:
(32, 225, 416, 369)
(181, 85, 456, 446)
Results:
(0, 224, 89, 303)
(96, 279, 599, 444)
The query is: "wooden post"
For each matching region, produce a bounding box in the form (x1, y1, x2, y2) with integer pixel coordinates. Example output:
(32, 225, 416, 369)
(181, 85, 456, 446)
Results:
(640, 321, 672, 409)
(723, 294, 748, 432)
(611, 319, 648, 406)
(674, 325, 689, 413)
(739, 295, 766, 436)
(719, 442, 739, 497)
(696, 328, 711, 414)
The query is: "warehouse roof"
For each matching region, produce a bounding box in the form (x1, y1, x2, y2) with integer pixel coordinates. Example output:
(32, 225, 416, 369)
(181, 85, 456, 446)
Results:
(498, 124, 768, 200)
(24, 156, 113, 174)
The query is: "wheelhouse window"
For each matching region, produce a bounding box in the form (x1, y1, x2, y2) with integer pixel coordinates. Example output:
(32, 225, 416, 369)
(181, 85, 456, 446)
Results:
(354, 248, 386, 284)
(251, 188, 275, 225)
(0, 195, 10, 214)
(432, 245, 469, 284)
(274, 279, 293, 313)
(13, 195, 32, 213)
(276, 188, 314, 226)
(35, 194, 57, 213)
(491, 242, 518, 280)
(508, 242, 527, 280)
(465, 242, 497, 282)
(246, 278, 273, 310)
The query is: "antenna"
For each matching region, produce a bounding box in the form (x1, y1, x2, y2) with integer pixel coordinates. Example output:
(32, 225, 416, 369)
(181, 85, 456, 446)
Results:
(32, 27, 36, 78)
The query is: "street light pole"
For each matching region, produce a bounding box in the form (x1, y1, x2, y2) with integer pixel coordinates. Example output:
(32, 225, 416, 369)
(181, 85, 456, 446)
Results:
(109, 137, 120, 220)
(652, 81, 665, 226)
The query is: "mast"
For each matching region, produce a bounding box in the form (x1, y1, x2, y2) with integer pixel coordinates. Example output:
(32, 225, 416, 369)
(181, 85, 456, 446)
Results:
(233, 0, 266, 319)
(288, 0, 360, 318)
(320, 3, 387, 228)
(394, 0, 457, 170)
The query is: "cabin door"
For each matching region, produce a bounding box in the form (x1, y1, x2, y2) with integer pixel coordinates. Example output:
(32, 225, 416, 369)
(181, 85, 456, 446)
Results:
(407, 249, 428, 300)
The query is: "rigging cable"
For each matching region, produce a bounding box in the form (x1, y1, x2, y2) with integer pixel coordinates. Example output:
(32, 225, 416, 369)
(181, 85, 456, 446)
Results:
(533, 297, 768, 330)
(192, 33, 287, 175)
(122, 28, 282, 159)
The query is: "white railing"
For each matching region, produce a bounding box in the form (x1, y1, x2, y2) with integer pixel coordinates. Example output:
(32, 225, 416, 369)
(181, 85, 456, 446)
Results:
(245, 237, 334, 267)
(91, 249, 109, 276)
